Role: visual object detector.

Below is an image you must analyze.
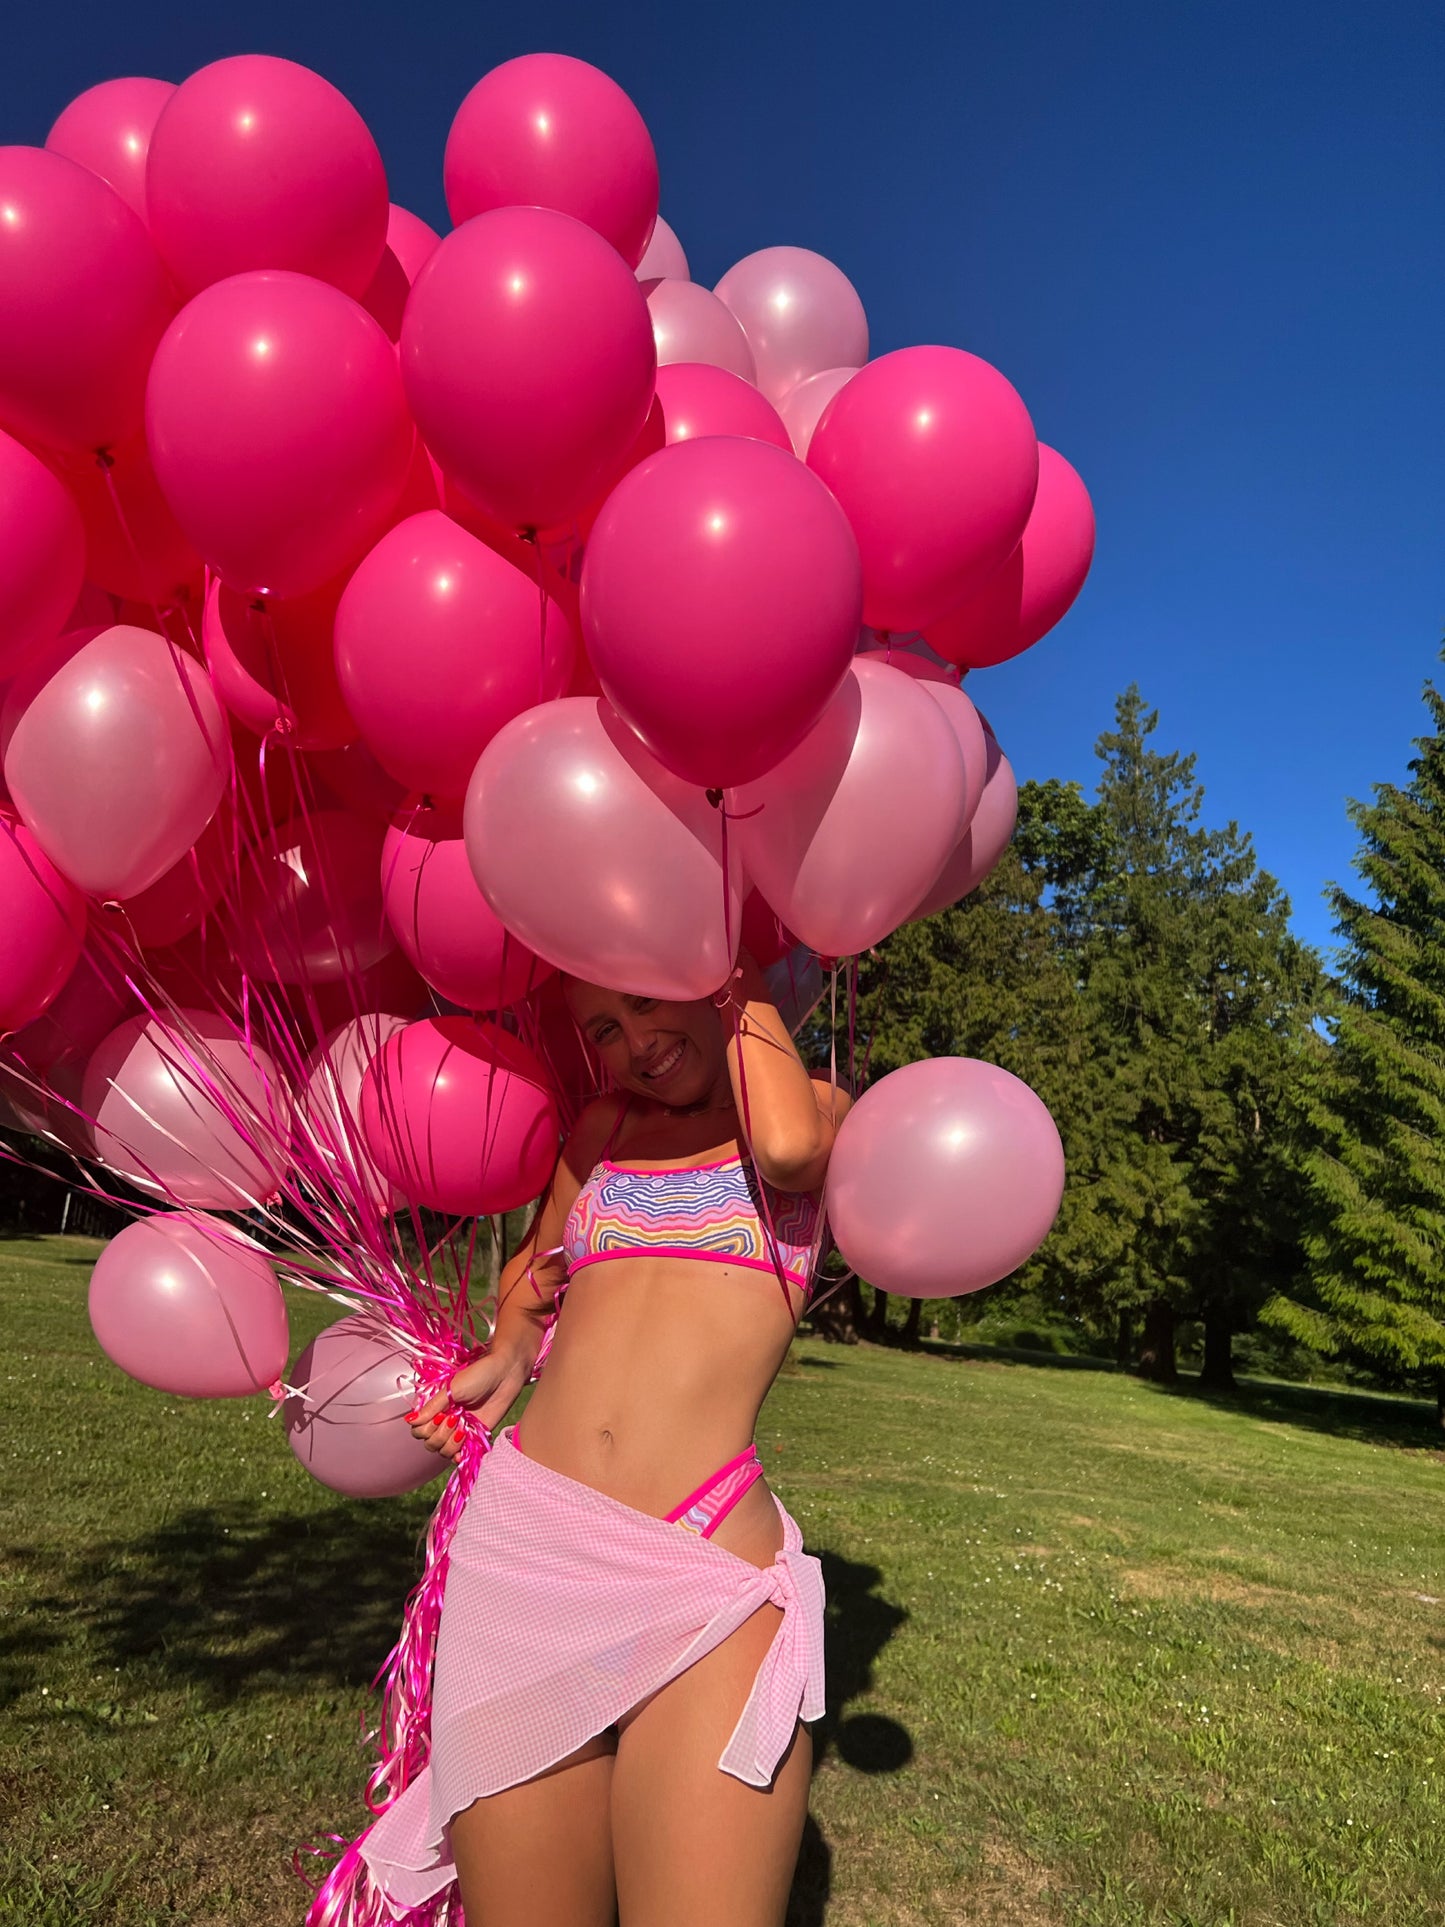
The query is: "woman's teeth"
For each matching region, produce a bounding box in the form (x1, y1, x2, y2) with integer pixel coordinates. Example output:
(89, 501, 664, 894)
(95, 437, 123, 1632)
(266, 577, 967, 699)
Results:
(641, 1041, 686, 1080)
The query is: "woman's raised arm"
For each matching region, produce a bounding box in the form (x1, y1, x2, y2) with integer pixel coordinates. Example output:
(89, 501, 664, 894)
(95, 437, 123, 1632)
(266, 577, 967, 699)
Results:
(720, 951, 850, 1193)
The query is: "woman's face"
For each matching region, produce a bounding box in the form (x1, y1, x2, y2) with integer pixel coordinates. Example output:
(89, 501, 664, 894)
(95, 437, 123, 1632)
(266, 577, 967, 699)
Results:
(563, 981, 727, 1108)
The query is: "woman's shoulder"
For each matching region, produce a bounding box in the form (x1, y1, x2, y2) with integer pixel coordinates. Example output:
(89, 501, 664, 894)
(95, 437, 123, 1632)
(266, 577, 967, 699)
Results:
(558, 1093, 628, 1182)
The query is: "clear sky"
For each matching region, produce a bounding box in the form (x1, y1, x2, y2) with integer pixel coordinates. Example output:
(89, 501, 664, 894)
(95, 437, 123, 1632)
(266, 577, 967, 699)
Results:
(7, 0, 1442, 959)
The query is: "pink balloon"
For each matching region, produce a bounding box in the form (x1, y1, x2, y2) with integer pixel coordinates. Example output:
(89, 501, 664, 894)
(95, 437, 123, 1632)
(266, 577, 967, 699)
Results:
(307, 738, 408, 824)
(2, 624, 229, 899)
(0, 809, 86, 1030)
(284, 1314, 440, 1498)
(359, 1016, 560, 1216)
(654, 364, 791, 449)
(857, 649, 987, 828)
(926, 445, 1096, 670)
(50, 434, 203, 607)
(644, 278, 755, 380)
(83, 1008, 291, 1208)
(827, 1058, 1064, 1297)
(713, 248, 868, 405)
(145, 54, 388, 299)
(7, 928, 134, 1076)
(444, 54, 659, 269)
(297, 1012, 408, 1210)
(384, 203, 443, 283)
(382, 800, 553, 1010)
(361, 202, 443, 343)
(777, 367, 856, 459)
(0, 430, 86, 679)
(146, 271, 414, 599)
(0, 145, 173, 453)
(913, 737, 1018, 919)
(637, 215, 688, 282)
(45, 76, 175, 221)
(581, 437, 862, 786)
(731, 659, 966, 958)
(401, 207, 657, 533)
(808, 346, 1039, 631)
(296, 950, 428, 1045)
(89, 1211, 288, 1397)
(740, 888, 796, 969)
(114, 809, 231, 947)
(334, 510, 576, 797)
(465, 698, 744, 1000)
(204, 574, 356, 750)
(239, 809, 395, 985)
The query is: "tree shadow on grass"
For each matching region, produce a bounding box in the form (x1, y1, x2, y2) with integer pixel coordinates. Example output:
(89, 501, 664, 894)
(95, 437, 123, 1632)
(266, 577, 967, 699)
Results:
(1146, 1373, 1442, 1452)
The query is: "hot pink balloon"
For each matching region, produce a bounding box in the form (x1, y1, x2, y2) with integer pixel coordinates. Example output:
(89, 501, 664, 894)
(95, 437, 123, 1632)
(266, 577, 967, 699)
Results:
(145, 54, 388, 299)
(146, 270, 414, 599)
(444, 54, 659, 269)
(297, 1012, 408, 1210)
(637, 215, 688, 282)
(740, 889, 796, 970)
(307, 738, 408, 824)
(581, 437, 862, 786)
(285, 1315, 440, 1498)
(927, 445, 1096, 670)
(115, 809, 231, 946)
(731, 658, 966, 958)
(913, 736, 1018, 919)
(401, 206, 657, 533)
(0, 809, 85, 1031)
(382, 800, 553, 1010)
(827, 1058, 1065, 1297)
(2, 624, 229, 899)
(0, 145, 173, 453)
(0, 430, 86, 679)
(857, 649, 987, 828)
(51, 433, 203, 607)
(45, 76, 175, 221)
(7, 928, 134, 1076)
(713, 248, 868, 405)
(361, 202, 443, 343)
(644, 278, 755, 381)
(204, 574, 356, 750)
(89, 1211, 288, 1397)
(653, 364, 790, 449)
(334, 510, 575, 797)
(359, 1016, 560, 1216)
(808, 346, 1039, 631)
(83, 1008, 291, 1208)
(239, 809, 395, 985)
(777, 367, 856, 459)
(465, 698, 744, 1000)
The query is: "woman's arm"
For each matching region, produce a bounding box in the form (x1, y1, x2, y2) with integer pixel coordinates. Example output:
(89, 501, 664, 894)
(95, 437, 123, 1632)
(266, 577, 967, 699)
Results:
(721, 951, 851, 1193)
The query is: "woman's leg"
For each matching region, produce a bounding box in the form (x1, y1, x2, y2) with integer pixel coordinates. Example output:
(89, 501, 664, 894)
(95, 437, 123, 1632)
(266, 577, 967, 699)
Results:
(451, 1731, 619, 1927)
(610, 1602, 813, 1927)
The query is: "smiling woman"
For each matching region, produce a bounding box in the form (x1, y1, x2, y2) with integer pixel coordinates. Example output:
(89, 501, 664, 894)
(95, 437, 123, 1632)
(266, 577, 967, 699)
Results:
(360, 949, 849, 1927)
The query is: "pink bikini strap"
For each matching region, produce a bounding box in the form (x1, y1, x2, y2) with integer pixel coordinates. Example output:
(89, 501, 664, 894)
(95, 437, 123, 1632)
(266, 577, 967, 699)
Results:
(664, 1443, 764, 1526)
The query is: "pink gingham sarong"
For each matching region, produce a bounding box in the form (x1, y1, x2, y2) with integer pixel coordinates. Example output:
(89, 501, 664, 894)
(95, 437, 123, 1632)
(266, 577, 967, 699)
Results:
(359, 1425, 826, 1912)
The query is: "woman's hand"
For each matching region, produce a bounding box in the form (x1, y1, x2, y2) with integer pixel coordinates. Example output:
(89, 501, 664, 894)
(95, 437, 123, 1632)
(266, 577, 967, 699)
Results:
(405, 1342, 533, 1463)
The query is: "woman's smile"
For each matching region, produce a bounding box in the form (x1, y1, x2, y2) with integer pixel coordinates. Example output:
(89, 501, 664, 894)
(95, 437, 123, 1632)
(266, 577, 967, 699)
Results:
(638, 1038, 688, 1084)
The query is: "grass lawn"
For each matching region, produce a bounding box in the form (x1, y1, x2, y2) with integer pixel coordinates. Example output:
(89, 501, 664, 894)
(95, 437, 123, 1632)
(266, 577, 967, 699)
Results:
(2, 1234, 1443, 1926)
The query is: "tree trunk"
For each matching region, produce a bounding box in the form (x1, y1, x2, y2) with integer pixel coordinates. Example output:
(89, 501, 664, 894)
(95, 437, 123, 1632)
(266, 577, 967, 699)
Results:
(866, 1288, 892, 1341)
(809, 1274, 865, 1343)
(1199, 1307, 1236, 1392)
(1436, 1367, 1445, 1432)
(1137, 1298, 1177, 1383)
(1115, 1311, 1134, 1368)
(901, 1297, 924, 1348)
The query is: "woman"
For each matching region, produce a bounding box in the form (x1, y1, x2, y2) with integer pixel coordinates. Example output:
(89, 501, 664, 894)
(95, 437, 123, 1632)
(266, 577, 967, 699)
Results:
(360, 951, 848, 1927)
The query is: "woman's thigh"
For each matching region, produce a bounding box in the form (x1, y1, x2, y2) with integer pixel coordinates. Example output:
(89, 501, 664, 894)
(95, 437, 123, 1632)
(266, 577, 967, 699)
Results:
(450, 1731, 619, 1927)
(610, 1603, 813, 1927)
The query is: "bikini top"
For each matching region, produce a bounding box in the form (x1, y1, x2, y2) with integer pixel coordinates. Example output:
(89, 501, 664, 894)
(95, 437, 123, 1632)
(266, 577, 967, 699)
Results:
(561, 1100, 824, 1295)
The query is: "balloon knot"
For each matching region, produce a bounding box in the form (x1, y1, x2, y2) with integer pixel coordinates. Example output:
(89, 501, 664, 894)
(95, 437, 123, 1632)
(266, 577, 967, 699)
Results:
(705, 787, 724, 809)
(95, 447, 115, 471)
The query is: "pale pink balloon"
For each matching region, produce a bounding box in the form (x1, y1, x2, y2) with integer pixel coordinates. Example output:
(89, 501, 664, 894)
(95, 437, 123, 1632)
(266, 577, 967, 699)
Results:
(361, 202, 443, 343)
(808, 346, 1039, 631)
(297, 1011, 408, 1210)
(654, 364, 790, 449)
(204, 574, 356, 750)
(0, 430, 86, 679)
(145, 54, 388, 298)
(644, 278, 755, 381)
(912, 736, 1018, 919)
(239, 809, 395, 985)
(0, 809, 86, 1031)
(334, 510, 575, 797)
(0, 145, 173, 452)
(465, 698, 744, 1000)
(382, 800, 553, 1010)
(45, 76, 175, 221)
(857, 648, 986, 827)
(114, 809, 231, 946)
(444, 53, 659, 269)
(926, 445, 1096, 670)
(636, 215, 688, 282)
(826, 1058, 1064, 1297)
(83, 1008, 291, 1208)
(2, 624, 229, 899)
(146, 270, 414, 599)
(89, 1211, 288, 1397)
(401, 207, 657, 533)
(713, 248, 868, 405)
(731, 658, 966, 958)
(777, 367, 856, 459)
(580, 437, 862, 786)
(51, 433, 203, 606)
(359, 1017, 560, 1216)
(284, 1314, 440, 1498)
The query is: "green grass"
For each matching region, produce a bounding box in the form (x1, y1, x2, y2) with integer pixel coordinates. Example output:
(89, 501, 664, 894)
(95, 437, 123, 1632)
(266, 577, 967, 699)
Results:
(2, 1235, 1443, 1926)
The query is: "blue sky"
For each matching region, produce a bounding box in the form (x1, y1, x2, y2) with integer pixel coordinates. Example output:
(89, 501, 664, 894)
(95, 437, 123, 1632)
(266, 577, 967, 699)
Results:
(7, 0, 1442, 959)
